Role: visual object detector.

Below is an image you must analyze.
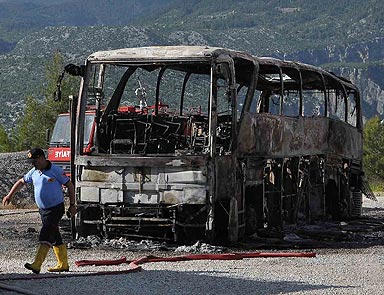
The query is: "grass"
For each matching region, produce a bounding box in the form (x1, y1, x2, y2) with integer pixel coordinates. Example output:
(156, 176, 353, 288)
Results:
(369, 181, 384, 193)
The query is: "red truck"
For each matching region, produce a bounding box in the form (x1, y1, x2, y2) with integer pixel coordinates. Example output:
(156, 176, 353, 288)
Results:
(48, 110, 95, 174)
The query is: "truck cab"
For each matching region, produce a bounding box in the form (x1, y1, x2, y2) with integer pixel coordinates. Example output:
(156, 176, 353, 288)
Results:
(48, 111, 95, 175)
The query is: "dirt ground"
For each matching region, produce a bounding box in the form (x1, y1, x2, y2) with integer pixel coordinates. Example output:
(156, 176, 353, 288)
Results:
(1, 197, 383, 253)
(0, 197, 383, 295)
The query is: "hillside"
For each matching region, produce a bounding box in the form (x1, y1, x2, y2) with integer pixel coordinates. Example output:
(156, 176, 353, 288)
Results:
(1, 0, 383, 52)
(0, 0, 384, 128)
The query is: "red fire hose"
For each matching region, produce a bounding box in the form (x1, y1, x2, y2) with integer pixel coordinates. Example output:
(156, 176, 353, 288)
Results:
(75, 251, 317, 273)
(0, 251, 316, 282)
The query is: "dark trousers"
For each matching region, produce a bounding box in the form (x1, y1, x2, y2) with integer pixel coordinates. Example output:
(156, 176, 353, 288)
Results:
(38, 202, 64, 246)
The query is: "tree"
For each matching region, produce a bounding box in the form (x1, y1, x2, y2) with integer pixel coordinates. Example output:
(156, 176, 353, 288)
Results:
(0, 124, 11, 152)
(13, 51, 79, 150)
(13, 95, 46, 150)
(44, 50, 76, 116)
(363, 116, 384, 181)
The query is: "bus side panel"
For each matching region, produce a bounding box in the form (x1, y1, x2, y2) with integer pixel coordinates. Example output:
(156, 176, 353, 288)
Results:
(237, 112, 363, 231)
(328, 120, 363, 158)
(237, 113, 362, 159)
(214, 156, 244, 242)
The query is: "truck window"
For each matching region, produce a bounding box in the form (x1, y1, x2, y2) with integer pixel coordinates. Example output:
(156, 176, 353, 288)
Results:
(50, 113, 94, 147)
(50, 115, 70, 145)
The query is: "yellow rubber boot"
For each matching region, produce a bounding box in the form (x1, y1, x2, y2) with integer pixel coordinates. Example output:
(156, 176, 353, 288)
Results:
(24, 243, 50, 274)
(48, 244, 69, 272)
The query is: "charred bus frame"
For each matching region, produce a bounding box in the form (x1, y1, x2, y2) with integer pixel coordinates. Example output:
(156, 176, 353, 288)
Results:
(241, 57, 363, 234)
(65, 46, 363, 243)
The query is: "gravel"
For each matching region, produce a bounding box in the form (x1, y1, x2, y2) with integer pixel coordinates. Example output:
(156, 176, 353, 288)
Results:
(0, 152, 383, 295)
(0, 198, 382, 295)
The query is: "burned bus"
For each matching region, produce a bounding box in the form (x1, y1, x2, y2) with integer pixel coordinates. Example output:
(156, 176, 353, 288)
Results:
(63, 46, 363, 243)
(241, 57, 363, 234)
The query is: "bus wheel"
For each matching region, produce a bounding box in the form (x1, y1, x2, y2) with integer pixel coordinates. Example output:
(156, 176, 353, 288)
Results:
(351, 190, 362, 217)
(75, 207, 100, 238)
(325, 179, 341, 220)
(245, 205, 257, 235)
(174, 225, 187, 244)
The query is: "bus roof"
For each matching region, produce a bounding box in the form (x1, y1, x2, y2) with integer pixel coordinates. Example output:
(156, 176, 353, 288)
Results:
(256, 56, 359, 92)
(87, 45, 255, 64)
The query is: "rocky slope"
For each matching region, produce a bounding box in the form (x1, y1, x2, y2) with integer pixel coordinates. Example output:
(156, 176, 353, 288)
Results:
(0, 151, 34, 207)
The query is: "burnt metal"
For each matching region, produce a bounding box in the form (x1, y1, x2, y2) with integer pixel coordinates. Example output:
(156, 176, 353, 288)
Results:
(68, 46, 364, 244)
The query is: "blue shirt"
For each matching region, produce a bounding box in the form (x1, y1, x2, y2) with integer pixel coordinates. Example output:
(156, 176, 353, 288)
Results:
(23, 161, 70, 209)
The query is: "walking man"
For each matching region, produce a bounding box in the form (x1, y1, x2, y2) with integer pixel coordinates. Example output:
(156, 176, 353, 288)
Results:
(2, 148, 76, 273)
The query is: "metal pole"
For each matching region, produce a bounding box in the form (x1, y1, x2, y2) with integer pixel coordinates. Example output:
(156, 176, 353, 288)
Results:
(69, 94, 78, 239)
